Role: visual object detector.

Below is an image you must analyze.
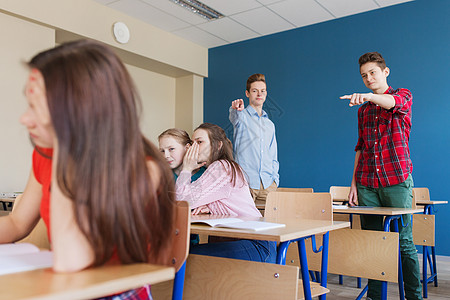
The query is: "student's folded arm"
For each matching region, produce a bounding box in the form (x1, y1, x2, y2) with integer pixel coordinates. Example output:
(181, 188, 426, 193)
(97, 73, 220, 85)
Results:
(0, 169, 42, 243)
(176, 161, 230, 209)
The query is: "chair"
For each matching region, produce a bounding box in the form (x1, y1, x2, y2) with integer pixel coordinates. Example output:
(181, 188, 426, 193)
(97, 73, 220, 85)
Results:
(412, 187, 438, 298)
(255, 187, 314, 215)
(265, 191, 333, 299)
(265, 191, 332, 222)
(152, 201, 190, 300)
(182, 254, 304, 299)
(329, 186, 361, 230)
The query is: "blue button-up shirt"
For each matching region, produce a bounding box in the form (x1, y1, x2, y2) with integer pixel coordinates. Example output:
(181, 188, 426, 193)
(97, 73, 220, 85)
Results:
(229, 105, 279, 190)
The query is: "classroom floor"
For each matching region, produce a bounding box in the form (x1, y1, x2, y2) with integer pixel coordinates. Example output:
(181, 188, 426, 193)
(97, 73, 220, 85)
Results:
(326, 255, 450, 299)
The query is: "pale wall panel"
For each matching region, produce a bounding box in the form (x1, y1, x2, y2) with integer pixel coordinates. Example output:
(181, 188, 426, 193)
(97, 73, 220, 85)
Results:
(126, 64, 176, 144)
(0, 12, 54, 192)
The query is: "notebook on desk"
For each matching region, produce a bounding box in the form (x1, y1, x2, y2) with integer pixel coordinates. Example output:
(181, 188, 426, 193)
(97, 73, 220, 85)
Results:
(191, 217, 285, 232)
(0, 243, 53, 275)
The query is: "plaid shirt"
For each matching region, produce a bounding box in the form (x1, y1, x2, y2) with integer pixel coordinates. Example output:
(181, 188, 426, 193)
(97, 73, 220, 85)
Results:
(355, 86, 413, 188)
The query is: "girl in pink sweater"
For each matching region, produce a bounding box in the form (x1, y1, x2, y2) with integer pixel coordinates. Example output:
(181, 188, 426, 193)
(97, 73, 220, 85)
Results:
(176, 123, 276, 263)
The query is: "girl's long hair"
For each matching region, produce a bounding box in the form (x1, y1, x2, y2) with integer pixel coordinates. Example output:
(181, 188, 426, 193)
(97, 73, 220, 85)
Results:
(195, 123, 245, 186)
(29, 40, 175, 266)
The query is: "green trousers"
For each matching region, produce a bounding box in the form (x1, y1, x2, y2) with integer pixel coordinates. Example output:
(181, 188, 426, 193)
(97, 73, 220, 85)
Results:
(357, 175, 423, 300)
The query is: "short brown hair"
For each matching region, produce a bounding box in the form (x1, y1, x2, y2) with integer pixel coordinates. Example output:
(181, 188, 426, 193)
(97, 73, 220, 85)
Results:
(246, 73, 266, 91)
(359, 52, 386, 70)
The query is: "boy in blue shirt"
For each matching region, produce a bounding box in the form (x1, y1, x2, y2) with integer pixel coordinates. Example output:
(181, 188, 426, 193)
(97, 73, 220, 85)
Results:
(229, 73, 279, 205)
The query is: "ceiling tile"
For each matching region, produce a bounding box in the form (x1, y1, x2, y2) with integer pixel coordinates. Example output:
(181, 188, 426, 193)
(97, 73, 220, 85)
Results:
(231, 6, 295, 36)
(200, 0, 262, 16)
(93, 0, 117, 4)
(317, 0, 379, 18)
(141, 0, 207, 25)
(375, 0, 414, 7)
(197, 17, 260, 43)
(173, 26, 228, 48)
(268, 0, 334, 27)
(108, 0, 190, 32)
(256, 0, 285, 5)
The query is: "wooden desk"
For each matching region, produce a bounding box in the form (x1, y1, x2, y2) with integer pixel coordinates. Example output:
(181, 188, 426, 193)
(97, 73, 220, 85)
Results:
(191, 217, 350, 300)
(0, 263, 174, 300)
(333, 206, 422, 216)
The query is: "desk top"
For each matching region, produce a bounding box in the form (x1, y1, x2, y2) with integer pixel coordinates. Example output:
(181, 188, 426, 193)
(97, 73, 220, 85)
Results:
(333, 206, 423, 215)
(416, 200, 448, 205)
(0, 263, 174, 300)
(191, 217, 350, 242)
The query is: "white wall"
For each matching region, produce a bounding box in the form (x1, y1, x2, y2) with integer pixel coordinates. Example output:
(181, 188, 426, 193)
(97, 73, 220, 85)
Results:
(0, 12, 55, 191)
(126, 64, 176, 144)
(0, 0, 207, 192)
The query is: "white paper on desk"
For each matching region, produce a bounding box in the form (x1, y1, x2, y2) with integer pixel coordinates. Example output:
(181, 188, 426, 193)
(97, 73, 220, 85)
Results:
(332, 204, 348, 209)
(0, 243, 40, 256)
(0, 244, 53, 275)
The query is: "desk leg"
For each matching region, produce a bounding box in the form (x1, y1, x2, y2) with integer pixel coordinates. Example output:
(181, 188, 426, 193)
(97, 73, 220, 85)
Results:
(298, 238, 313, 300)
(423, 245, 428, 298)
(172, 261, 186, 300)
(431, 246, 438, 287)
(384, 216, 406, 300)
(318, 232, 329, 300)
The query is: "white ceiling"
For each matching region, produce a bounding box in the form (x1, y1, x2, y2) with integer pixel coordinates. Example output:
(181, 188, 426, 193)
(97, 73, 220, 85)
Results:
(94, 0, 414, 48)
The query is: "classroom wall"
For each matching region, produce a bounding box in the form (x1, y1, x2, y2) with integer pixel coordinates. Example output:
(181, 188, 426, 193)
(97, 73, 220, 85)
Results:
(204, 0, 450, 255)
(0, 0, 207, 192)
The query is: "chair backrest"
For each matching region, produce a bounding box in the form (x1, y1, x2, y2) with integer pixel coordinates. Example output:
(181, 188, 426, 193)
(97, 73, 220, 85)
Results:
(329, 186, 350, 202)
(168, 201, 190, 272)
(277, 187, 314, 193)
(265, 191, 333, 222)
(413, 187, 430, 202)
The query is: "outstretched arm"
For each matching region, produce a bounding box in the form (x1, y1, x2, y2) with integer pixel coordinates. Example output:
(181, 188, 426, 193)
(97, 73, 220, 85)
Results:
(340, 93, 395, 110)
(229, 99, 245, 125)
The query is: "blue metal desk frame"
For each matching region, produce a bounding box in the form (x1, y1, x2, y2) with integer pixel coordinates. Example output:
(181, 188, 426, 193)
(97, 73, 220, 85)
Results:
(277, 232, 330, 300)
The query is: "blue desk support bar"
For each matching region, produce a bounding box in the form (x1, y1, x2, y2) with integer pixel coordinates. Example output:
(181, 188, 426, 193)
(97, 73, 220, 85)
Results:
(172, 261, 186, 300)
(276, 232, 330, 300)
(421, 204, 439, 298)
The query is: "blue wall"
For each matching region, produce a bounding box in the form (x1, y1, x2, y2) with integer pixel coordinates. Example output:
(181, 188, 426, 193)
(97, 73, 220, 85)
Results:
(204, 0, 450, 256)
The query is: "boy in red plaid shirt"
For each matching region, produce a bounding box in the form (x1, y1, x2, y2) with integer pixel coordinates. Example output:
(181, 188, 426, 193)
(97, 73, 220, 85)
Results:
(341, 52, 422, 300)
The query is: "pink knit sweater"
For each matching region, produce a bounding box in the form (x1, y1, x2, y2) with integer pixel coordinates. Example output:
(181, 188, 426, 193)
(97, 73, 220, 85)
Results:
(176, 160, 261, 217)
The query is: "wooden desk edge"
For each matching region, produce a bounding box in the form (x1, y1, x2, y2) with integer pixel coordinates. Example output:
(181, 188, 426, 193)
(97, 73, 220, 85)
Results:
(333, 207, 423, 215)
(191, 221, 350, 242)
(416, 200, 448, 205)
(0, 263, 175, 300)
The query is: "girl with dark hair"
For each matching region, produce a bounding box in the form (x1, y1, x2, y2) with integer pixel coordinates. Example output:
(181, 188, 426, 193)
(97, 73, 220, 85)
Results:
(176, 123, 276, 263)
(0, 40, 175, 299)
